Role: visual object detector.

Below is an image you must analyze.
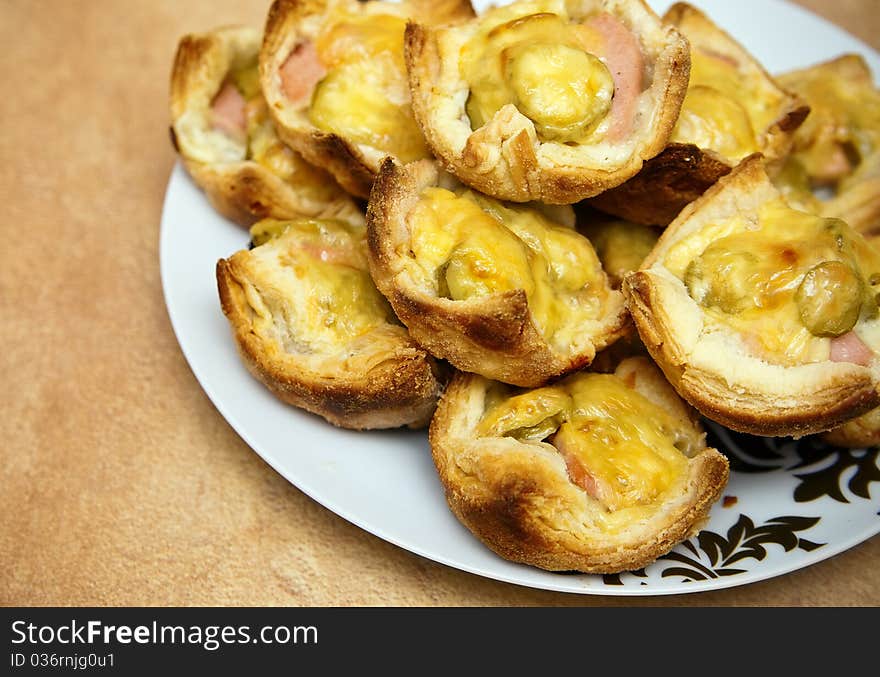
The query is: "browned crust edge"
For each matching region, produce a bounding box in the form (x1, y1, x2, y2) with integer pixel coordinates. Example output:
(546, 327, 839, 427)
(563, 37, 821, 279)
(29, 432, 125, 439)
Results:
(366, 158, 629, 387)
(181, 154, 362, 227)
(587, 143, 732, 226)
(216, 256, 442, 430)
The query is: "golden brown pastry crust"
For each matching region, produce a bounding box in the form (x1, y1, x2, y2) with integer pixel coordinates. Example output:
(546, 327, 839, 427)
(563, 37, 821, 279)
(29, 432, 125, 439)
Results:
(623, 155, 880, 437)
(589, 2, 808, 226)
(170, 25, 362, 227)
(822, 407, 880, 448)
(259, 0, 475, 198)
(216, 222, 442, 429)
(429, 358, 729, 573)
(587, 143, 732, 227)
(366, 158, 629, 387)
(405, 0, 691, 204)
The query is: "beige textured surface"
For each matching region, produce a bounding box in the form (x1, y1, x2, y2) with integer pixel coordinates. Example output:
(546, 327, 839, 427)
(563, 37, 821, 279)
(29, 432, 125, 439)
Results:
(1, 0, 878, 607)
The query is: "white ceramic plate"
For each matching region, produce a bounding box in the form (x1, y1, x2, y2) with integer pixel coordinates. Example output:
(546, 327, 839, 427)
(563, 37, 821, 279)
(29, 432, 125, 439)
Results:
(160, 0, 880, 595)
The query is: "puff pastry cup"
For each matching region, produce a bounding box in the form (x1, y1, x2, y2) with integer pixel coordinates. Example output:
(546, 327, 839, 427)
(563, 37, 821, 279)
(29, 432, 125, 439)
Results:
(259, 0, 475, 198)
(589, 2, 808, 226)
(404, 0, 691, 204)
(775, 55, 880, 241)
(170, 25, 362, 227)
(216, 217, 442, 429)
(429, 357, 729, 573)
(623, 155, 880, 437)
(367, 158, 629, 388)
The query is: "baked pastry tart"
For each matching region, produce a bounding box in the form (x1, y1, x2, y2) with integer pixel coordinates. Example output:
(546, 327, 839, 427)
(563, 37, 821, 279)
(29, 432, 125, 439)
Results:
(170, 25, 361, 227)
(216, 217, 442, 429)
(429, 357, 729, 573)
(590, 2, 808, 225)
(623, 155, 880, 437)
(367, 159, 628, 387)
(777, 55, 880, 240)
(259, 0, 474, 198)
(778, 54, 880, 188)
(405, 0, 691, 204)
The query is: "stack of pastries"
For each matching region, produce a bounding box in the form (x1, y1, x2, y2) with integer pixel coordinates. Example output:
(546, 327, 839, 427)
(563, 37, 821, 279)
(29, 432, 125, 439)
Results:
(169, 0, 880, 574)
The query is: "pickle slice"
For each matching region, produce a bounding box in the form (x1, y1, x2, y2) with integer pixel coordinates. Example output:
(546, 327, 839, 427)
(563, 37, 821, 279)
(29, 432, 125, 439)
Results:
(796, 260, 863, 337)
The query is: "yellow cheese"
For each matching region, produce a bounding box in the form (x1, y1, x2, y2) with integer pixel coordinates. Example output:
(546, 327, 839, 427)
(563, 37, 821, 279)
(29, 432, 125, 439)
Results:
(407, 187, 610, 350)
(245, 219, 395, 353)
(667, 198, 880, 363)
(230, 60, 261, 100)
(245, 98, 343, 205)
(477, 373, 689, 515)
(782, 60, 880, 182)
(671, 84, 758, 160)
(316, 12, 407, 69)
(670, 46, 783, 160)
(461, 4, 615, 143)
(309, 12, 429, 161)
(217, 62, 342, 201)
(581, 219, 659, 286)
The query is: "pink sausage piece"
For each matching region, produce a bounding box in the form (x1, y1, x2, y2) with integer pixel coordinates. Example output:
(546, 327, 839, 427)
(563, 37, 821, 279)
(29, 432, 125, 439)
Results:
(587, 13, 644, 142)
(830, 331, 873, 366)
(298, 241, 361, 268)
(211, 81, 247, 136)
(280, 41, 326, 105)
(554, 432, 606, 503)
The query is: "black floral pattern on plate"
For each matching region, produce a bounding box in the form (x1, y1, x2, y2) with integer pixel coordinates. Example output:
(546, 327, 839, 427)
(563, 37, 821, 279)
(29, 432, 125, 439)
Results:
(706, 421, 880, 503)
(603, 514, 824, 585)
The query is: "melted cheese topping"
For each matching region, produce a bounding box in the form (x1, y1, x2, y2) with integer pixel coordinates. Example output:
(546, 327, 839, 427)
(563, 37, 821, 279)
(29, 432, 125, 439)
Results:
(477, 372, 690, 524)
(460, 1, 618, 143)
(241, 219, 396, 354)
(216, 63, 343, 203)
(244, 96, 340, 202)
(781, 59, 880, 184)
(771, 157, 822, 214)
(308, 10, 430, 161)
(229, 59, 261, 100)
(664, 199, 880, 364)
(580, 219, 659, 288)
(670, 46, 782, 161)
(406, 187, 611, 351)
